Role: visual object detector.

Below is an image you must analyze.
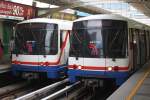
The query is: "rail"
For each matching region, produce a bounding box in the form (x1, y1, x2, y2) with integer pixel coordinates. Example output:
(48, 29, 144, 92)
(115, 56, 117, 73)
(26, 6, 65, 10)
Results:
(41, 81, 80, 100)
(15, 79, 68, 100)
(0, 82, 27, 97)
(0, 64, 10, 73)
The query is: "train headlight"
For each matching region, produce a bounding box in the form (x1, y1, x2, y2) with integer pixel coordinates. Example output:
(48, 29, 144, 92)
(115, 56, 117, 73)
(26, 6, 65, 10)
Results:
(78, 65, 82, 69)
(107, 66, 112, 71)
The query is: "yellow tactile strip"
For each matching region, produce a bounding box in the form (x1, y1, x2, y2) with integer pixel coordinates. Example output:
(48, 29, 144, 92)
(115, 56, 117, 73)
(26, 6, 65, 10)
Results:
(126, 67, 150, 100)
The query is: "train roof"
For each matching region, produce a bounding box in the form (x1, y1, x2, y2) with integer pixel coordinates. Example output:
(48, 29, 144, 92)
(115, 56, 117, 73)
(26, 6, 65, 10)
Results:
(75, 14, 127, 22)
(74, 14, 150, 30)
(18, 18, 73, 30)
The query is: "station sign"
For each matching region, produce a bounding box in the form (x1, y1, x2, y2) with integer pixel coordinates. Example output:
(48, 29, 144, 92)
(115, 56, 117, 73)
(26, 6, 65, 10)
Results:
(0, 1, 35, 20)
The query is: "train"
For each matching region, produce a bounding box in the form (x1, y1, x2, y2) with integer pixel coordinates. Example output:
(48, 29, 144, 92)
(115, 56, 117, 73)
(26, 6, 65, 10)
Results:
(68, 14, 150, 86)
(11, 18, 72, 79)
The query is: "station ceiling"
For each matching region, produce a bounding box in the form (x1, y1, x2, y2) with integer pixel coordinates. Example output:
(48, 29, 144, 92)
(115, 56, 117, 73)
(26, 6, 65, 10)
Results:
(36, 0, 111, 17)
(124, 0, 150, 17)
(36, 0, 150, 25)
(36, 0, 150, 19)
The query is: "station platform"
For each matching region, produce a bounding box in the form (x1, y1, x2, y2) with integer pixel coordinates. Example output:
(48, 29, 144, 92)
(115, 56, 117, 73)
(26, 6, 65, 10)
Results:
(0, 64, 10, 73)
(107, 61, 150, 100)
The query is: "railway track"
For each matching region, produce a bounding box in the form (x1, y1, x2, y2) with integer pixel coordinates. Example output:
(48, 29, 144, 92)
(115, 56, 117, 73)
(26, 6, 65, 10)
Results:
(0, 79, 116, 100)
(0, 82, 30, 100)
(15, 79, 95, 100)
(42, 82, 94, 100)
(0, 79, 56, 100)
(15, 79, 69, 100)
(0, 72, 24, 88)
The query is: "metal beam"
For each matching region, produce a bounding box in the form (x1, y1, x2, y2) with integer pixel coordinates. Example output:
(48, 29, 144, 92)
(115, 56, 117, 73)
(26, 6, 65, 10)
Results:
(35, 0, 110, 17)
(74, 5, 110, 14)
(38, 6, 68, 17)
(125, 0, 150, 17)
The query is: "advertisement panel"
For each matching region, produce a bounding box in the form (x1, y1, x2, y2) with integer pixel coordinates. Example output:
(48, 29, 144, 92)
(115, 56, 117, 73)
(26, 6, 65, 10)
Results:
(0, 1, 35, 20)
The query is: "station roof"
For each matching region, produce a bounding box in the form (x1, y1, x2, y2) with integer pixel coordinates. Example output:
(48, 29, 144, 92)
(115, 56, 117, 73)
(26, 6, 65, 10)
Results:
(124, 0, 150, 17)
(9, 0, 150, 25)
(35, 0, 111, 17)
(78, 0, 150, 25)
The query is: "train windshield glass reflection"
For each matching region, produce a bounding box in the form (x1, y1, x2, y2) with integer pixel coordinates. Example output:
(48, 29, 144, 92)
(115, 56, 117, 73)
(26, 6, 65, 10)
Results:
(14, 23, 58, 55)
(70, 20, 128, 58)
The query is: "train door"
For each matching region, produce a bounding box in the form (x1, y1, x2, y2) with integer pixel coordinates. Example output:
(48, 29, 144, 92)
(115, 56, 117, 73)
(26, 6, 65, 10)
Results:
(144, 31, 147, 62)
(145, 31, 149, 61)
(103, 22, 128, 73)
(83, 28, 105, 74)
(139, 30, 146, 65)
(148, 31, 150, 59)
(129, 28, 134, 71)
(38, 24, 58, 67)
(131, 29, 139, 70)
(36, 24, 59, 79)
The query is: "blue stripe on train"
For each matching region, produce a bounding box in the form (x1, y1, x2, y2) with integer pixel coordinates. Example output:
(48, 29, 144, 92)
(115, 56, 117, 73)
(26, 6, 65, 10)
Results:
(68, 69, 129, 86)
(11, 64, 67, 78)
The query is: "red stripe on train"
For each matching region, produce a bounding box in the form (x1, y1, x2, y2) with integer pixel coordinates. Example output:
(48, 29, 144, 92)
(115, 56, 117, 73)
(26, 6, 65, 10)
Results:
(68, 65, 129, 71)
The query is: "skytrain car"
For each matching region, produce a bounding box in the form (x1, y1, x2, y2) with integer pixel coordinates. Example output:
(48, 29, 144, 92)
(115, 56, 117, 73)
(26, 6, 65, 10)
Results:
(12, 18, 72, 79)
(68, 14, 150, 86)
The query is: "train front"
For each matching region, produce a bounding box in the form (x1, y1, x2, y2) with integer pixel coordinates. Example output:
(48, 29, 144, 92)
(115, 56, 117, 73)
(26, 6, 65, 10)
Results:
(11, 22, 64, 79)
(68, 19, 129, 86)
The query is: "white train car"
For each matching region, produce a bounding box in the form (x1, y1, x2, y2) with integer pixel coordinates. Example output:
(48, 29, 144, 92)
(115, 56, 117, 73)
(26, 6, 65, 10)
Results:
(68, 14, 150, 86)
(12, 18, 72, 79)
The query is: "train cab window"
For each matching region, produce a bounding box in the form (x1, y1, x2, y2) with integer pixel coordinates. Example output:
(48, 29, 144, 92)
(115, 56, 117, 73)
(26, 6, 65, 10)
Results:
(50, 29, 58, 55)
(85, 28, 103, 57)
(15, 23, 58, 55)
(70, 20, 103, 58)
(70, 20, 128, 58)
(102, 20, 128, 58)
(70, 28, 85, 57)
(45, 24, 58, 55)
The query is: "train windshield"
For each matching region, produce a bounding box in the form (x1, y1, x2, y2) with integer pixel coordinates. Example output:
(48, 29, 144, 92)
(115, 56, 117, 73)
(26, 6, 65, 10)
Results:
(14, 23, 58, 55)
(70, 20, 128, 58)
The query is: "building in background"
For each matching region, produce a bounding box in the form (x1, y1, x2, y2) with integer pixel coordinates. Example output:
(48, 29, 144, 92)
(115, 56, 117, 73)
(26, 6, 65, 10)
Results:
(0, 0, 36, 60)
